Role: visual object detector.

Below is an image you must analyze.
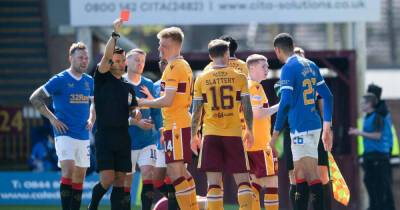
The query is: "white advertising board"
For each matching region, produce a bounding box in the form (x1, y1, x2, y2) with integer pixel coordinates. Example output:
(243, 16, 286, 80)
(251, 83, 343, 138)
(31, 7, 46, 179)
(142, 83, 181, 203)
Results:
(70, 0, 381, 26)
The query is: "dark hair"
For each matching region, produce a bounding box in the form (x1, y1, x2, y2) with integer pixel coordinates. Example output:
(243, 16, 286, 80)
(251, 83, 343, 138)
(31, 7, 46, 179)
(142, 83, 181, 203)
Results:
(219, 35, 237, 57)
(367, 83, 382, 101)
(273, 33, 294, 54)
(363, 93, 378, 107)
(113, 47, 125, 55)
(208, 39, 229, 58)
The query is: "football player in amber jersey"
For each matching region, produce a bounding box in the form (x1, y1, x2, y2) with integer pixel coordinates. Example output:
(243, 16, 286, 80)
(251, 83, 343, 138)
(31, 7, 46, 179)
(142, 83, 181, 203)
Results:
(191, 39, 254, 210)
(245, 54, 280, 210)
(138, 27, 198, 210)
(203, 36, 249, 77)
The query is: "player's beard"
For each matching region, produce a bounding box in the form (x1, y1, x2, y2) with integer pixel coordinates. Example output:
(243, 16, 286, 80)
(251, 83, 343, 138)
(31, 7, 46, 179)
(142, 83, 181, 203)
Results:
(72, 64, 87, 74)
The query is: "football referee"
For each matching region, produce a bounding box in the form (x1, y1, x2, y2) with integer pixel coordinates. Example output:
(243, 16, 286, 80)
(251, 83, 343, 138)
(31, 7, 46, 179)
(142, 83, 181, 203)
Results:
(88, 18, 139, 210)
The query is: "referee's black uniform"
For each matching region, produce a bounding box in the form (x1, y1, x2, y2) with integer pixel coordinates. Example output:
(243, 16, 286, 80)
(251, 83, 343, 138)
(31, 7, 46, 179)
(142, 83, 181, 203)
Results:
(94, 66, 137, 172)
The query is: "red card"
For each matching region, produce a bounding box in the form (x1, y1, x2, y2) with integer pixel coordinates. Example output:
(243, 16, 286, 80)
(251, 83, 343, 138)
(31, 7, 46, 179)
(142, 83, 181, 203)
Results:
(120, 9, 130, 21)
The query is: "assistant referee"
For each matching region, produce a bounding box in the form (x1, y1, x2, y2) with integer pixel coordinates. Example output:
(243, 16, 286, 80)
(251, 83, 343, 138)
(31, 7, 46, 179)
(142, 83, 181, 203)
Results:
(88, 18, 139, 210)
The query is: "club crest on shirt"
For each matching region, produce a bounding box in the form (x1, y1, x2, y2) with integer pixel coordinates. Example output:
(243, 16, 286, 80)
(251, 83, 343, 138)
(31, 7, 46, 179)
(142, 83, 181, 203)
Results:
(68, 83, 74, 88)
(251, 95, 262, 101)
(84, 81, 90, 91)
(128, 93, 132, 105)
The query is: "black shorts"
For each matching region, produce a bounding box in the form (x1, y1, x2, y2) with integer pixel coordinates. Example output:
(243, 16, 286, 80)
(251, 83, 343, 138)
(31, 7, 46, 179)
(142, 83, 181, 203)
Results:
(283, 129, 329, 171)
(95, 127, 132, 172)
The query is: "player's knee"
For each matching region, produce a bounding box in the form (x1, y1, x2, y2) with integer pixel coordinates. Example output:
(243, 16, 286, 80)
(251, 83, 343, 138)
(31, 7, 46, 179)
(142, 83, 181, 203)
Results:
(72, 167, 87, 181)
(264, 176, 278, 188)
(113, 174, 126, 187)
(101, 178, 114, 189)
(100, 174, 115, 188)
(152, 168, 166, 181)
(166, 163, 183, 180)
(288, 170, 296, 184)
(60, 161, 75, 178)
(319, 166, 330, 184)
(140, 166, 154, 180)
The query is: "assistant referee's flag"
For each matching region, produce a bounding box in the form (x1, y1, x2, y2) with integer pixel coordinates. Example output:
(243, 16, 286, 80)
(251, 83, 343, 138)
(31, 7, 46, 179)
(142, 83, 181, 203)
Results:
(328, 152, 350, 206)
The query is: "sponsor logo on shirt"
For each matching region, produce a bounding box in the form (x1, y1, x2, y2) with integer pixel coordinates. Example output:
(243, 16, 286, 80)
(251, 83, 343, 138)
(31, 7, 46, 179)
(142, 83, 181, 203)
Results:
(69, 94, 90, 104)
(251, 95, 262, 101)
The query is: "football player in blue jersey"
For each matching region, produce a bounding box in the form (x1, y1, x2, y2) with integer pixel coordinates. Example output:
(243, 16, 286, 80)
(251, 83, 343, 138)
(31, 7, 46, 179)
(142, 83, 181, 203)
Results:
(30, 42, 95, 210)
(123, 49, 163, 210)
(270, 33, 333, 210)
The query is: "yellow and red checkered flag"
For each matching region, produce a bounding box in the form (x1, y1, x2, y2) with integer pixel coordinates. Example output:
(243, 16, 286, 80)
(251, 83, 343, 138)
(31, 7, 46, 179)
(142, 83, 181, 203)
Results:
(328, 152, 350, 206)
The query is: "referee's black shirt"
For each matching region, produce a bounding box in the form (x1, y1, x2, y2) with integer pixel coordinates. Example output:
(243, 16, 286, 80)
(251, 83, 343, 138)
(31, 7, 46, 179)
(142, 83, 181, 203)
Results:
(94, 67, 137, 129)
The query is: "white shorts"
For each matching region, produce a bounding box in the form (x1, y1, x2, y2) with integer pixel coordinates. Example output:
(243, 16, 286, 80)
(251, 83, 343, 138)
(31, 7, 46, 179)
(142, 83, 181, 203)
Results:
(155, 149, 167, 168)
(55, 136, 90, 168)
(131, 145, 157, 172)
(290, 129, 321, 162)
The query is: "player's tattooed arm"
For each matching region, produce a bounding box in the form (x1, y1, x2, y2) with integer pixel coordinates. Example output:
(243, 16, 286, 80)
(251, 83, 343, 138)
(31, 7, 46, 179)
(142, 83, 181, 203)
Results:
(190, 99, 203, 155)
(29, 87, 54, 120)
(241, 95, 253, 130)
(30, 87, 68, 133)
(191, 100, 203, 138)
(98, 18, 123, 73)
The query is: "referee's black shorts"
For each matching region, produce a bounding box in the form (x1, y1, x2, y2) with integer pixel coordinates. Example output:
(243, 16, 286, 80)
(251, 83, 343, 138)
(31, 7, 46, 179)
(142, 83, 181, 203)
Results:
(95, 127, 132, 172)
(283, 129, 329, 171)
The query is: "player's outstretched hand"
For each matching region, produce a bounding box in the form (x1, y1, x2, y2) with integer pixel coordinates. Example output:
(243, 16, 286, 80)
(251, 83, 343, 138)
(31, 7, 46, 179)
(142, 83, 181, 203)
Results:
(243, 129, 254, 149)
(322, 122, 333, 152)
(113, 18, 123, 33)
(140, 86, 154, 100)
(190, 133, 201, 156)
(50, 116, 68, 134)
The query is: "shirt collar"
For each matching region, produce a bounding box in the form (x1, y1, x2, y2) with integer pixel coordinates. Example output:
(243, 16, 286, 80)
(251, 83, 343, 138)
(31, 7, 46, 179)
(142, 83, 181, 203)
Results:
(286, 54, 297, 63)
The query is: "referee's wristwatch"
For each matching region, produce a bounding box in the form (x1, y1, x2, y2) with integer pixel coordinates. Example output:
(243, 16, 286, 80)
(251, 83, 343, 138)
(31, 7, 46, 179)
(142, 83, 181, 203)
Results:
(111, 31, 120, 39)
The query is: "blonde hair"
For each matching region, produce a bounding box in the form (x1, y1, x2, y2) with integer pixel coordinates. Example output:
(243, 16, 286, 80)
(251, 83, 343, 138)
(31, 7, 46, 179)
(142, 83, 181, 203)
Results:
(69, 42, 87, 55)
(157, 27, 184, 44)
(246, 54, 267, 68)
(294, 47, 305, 56)
(126, 48, 146, 58)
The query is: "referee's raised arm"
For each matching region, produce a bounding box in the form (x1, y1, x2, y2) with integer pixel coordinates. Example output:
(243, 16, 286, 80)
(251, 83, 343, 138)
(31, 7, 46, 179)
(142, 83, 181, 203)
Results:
(98, 18, 123, 73)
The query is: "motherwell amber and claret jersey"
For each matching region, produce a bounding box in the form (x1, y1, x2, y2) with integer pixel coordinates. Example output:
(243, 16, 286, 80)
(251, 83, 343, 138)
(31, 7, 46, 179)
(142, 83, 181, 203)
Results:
(160, 58, 193, 130)
(246, 80, 272, 151)
(194, 66, 249, 137)
(204, 58, 249, 77)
